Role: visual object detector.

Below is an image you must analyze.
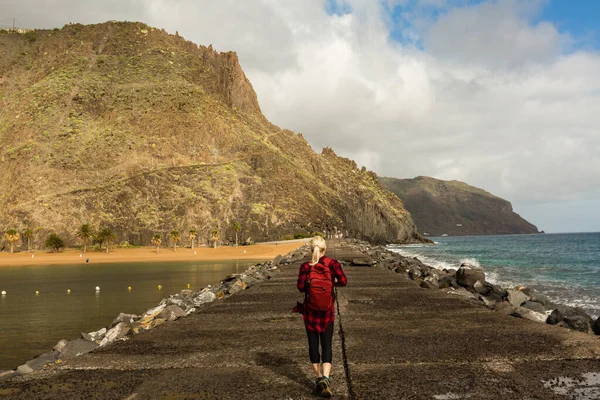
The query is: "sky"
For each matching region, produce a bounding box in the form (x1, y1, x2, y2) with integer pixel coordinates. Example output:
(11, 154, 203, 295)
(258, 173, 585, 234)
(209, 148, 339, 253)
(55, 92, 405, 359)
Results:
(1, 0, 599, 233)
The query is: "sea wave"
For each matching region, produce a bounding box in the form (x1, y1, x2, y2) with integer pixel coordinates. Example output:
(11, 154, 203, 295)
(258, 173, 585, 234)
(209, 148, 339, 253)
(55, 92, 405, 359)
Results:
(388, 246, 600, 318)
(388, 247, 458, 271)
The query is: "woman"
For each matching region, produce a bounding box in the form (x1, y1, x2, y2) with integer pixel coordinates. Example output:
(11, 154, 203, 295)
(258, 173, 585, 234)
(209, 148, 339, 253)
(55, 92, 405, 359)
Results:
(296, 236, 347, 398)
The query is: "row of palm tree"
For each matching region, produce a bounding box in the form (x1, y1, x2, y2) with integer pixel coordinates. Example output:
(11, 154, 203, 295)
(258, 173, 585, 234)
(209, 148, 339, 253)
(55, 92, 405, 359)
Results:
(75, 224, 117, 253)
(150, 223, 241, 254)
(2, 221, 243, 253)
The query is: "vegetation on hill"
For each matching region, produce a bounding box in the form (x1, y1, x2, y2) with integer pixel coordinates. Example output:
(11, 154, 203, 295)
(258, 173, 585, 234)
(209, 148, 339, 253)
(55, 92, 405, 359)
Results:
(380, 176, 539, 236)
(0, 22, 420, 247)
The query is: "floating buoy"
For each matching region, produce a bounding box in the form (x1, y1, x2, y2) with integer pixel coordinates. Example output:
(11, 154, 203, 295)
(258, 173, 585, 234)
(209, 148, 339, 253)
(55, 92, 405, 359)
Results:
(80, 254, 82, 258)
(1, 290, 6, 295)
(67, 289, 71, 294)
(95, 286, 100, 291)
(194, 251, 196, 255)
(35, 291, 39, 295)
(31, 254, 34, 258)
(243, 250, 246, 254)
(187, 283, 191, 289)
(128, 286, 132, 291)
(157, 285, 162, 290)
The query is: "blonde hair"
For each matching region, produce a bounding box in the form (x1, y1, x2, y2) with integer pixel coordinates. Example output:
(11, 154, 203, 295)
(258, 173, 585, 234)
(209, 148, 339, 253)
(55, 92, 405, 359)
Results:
(310, 236, 327, 265)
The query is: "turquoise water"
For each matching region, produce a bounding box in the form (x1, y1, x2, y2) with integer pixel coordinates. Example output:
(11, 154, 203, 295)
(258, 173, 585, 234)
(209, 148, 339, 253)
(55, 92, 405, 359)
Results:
(389, 233, 600, 318)
(0, 260, 257, 370)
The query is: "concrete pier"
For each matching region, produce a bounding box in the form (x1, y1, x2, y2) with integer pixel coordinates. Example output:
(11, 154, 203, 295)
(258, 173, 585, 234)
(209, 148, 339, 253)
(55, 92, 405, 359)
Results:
(1, 241, 600, 399)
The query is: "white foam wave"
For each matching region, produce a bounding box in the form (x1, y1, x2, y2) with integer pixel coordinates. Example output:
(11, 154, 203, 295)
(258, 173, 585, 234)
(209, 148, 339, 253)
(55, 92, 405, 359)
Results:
(388, 248, 457, 271)
(459, 258, 481, 268)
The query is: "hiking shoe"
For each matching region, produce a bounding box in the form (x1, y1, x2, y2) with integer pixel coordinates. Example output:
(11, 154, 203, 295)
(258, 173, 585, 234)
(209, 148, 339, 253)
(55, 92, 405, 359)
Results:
(320, 377, 333, 398)
(315, 377, 324, 393)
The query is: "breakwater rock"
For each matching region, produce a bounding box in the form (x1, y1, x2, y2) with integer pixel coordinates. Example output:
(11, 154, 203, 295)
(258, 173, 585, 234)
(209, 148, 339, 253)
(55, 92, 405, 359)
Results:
(341, 239, 600, 337)
(0, 244, 311, 382)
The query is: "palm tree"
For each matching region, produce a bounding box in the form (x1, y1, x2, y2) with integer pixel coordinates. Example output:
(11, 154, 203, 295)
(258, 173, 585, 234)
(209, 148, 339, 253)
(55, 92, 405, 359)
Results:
(210, 229, 220, 249)
(4, 229, 20, 254)
(97, 227, 116, 253)
(23, 228, 33, 252)
(169, 230, 180, 251)
(151, 234, 162, 254)
(45, 233, 65, 253)
(231, 221, 241, 246)
(77, 223, 94, 253)
(188, 228, 198, 250)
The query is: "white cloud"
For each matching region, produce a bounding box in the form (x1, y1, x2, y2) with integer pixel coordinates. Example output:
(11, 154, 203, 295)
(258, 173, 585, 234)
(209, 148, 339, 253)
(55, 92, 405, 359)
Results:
(2, 0, 600, 232)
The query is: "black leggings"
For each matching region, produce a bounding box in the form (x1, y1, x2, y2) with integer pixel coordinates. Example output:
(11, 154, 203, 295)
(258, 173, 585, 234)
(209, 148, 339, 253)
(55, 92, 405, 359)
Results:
(306, 323, 334, 364)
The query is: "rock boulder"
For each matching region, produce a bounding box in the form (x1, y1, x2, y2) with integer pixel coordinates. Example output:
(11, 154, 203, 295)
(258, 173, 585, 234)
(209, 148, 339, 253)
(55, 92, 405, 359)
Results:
(456, 267, 485, 289)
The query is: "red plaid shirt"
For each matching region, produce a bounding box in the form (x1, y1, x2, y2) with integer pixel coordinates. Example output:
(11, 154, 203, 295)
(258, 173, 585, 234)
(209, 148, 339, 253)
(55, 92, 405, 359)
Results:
(297, 256, 347, 332)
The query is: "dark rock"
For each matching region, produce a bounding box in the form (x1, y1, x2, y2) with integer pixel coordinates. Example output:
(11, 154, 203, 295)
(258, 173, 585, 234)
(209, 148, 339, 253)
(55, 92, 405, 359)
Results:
(420, 280, 438, 290)
(53, 339, 69, 352)
(99, 323, 131, 347)
(25, 351, 59, 371)
(521, 289, 554, 309)
(351, 257, 375, 266)
(560, 316, 592, 333)
(506, 290, 529, 308)
(408, 267, 422, 280)
(438, 275, 457, 289)
(547, 305, 592, 325)
(480, 293, 503, 307)
(59, 339, 99, 359)
(0, 370, 17, 382)
(16, 364, 34, 375)
(460, 262, 483, 271)
(81, 327, 107, 343)
(488, 284, 508, 299)
(510, 306, 547, 323)
(592, 318, 600, 335)
(449, 287, 477, 300)
(221, 274, 239, 284)
(473, 280, 490, 295)
(158, 305, 185, 321)
(456, 267, 485, 289)
(227, 279, 248, 295)
(522, 301, 546, 313)
(110, 313, 139, 328)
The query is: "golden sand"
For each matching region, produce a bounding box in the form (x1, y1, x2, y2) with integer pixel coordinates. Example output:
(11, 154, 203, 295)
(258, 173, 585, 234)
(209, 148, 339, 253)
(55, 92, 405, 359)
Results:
(0, 242, 304, 267)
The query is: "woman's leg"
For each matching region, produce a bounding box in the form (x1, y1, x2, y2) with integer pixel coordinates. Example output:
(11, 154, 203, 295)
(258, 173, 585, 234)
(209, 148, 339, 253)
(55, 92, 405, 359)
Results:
(320, 322, 334, 377)
(305, 326, 322, 377)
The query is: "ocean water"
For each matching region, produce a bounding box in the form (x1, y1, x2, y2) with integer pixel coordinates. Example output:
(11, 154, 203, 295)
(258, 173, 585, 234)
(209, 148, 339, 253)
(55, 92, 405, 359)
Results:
(388, 232, 600, 318)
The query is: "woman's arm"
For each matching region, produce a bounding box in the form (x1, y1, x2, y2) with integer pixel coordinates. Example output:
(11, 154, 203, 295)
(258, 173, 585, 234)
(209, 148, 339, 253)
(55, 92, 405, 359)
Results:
(331, 259, 347, 287)
(297, 263, 309, 292)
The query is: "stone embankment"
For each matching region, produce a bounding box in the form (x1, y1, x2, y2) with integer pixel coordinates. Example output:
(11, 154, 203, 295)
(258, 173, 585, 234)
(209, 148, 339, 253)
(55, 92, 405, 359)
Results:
(390, 246, 600, 335)
(1, 239, 600, 399)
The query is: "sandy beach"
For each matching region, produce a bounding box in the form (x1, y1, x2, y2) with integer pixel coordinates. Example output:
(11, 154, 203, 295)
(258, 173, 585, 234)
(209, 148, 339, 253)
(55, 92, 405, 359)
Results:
(0, 241, 306, 267)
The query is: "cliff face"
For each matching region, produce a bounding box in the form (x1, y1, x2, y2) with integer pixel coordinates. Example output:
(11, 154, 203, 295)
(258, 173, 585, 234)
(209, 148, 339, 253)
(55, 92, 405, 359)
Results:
(379, 176, 539, 236)
(0, 22, 419, 246)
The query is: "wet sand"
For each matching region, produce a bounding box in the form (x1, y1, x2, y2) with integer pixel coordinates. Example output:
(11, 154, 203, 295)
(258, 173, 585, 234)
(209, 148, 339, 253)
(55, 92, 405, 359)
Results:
(0, 242, 305, 267)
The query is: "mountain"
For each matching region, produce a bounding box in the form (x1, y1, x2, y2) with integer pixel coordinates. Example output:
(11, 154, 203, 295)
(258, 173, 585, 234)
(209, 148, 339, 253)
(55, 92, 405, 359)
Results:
(0, 22, 421, 246)
(379, 176, 539, 236)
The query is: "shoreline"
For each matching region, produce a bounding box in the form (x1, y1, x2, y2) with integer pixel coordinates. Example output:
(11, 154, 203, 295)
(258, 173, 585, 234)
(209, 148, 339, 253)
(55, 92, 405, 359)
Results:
(0, 241, 308, 267)
(0, 242, 311, 379)
(389, 236, 600, 319)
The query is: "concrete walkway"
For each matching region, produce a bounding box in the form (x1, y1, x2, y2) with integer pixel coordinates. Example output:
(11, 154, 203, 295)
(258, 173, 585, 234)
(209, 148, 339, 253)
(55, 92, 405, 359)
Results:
(2, 241, 600, 399)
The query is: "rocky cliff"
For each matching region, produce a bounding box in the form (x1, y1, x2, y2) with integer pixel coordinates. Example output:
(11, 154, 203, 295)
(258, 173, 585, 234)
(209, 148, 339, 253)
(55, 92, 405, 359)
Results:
(0, 22, 420, 246)
(379, 176, 539, 236)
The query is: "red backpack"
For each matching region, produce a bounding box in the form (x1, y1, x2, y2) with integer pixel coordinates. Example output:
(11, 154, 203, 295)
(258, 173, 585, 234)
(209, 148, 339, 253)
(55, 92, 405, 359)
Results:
(306, 257, 334, 311)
